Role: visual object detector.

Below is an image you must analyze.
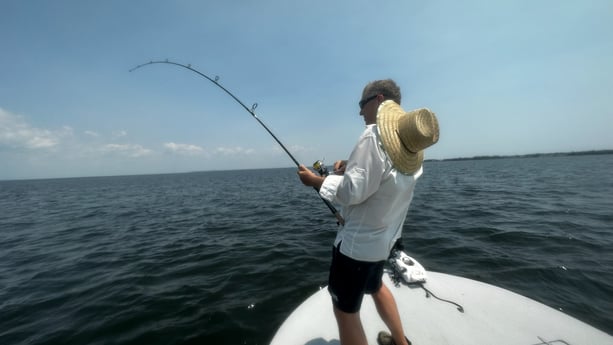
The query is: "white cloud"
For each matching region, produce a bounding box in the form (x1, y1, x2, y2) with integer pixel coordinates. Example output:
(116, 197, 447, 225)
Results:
(164, 142, 255, 157)
(0, 108, 157, 159)
(0, 108, 69, 149)
(164, 142, 204, 156)
(214, 146, 255, 155)
(112, 130, 127, 138)
(163, 143, 256, 157)
(102, 143, 153, 157)
(274, 144, 309, 154)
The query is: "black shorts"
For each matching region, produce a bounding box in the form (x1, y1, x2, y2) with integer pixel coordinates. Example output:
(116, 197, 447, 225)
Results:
(328, 244, 385, 313)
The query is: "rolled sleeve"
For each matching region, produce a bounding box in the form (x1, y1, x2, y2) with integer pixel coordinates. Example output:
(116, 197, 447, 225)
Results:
(319, 174, 343, 202)
(319, 125, 386, 206)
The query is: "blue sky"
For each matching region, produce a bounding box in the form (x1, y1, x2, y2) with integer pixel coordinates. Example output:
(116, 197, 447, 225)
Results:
(1, 1, 612, 180)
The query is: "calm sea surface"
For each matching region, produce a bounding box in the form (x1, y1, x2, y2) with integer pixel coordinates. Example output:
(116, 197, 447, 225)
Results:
(1, 155, 612, 344)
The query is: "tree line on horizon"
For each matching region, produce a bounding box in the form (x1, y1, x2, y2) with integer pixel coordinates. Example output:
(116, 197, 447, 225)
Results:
(428, 149, 613, 162)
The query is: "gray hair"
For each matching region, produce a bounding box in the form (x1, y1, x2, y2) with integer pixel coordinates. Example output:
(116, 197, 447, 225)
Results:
(363, 79, 402, 104)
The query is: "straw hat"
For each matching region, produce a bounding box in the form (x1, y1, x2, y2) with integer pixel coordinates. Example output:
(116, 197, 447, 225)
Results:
(376, 100, 439, 175)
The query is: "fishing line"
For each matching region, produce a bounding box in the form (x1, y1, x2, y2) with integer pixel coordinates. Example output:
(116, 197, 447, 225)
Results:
(130, 60, 344, 225)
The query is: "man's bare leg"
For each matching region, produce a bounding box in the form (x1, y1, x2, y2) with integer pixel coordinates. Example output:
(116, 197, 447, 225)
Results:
(333, 305, 368, 345)
(372, 283, 410, 345)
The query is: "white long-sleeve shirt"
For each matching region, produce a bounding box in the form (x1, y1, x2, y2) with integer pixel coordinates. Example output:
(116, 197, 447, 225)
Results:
(319, 124, 422, 262)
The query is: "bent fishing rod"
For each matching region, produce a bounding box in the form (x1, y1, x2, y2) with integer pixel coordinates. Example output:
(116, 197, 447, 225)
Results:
(130, 60, 344, 225)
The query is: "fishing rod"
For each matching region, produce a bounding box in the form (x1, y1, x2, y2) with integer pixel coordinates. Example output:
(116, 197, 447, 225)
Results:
(130, 60, 344, 225)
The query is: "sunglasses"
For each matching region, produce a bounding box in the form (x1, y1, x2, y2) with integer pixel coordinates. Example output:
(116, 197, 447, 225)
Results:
(359, 94, 378, 109)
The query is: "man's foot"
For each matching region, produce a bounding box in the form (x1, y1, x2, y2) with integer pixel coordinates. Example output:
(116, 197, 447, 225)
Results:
(376, 331, 412, 345)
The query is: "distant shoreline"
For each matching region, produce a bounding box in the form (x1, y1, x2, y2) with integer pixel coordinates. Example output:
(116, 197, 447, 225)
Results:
(428, 149, 613, 162)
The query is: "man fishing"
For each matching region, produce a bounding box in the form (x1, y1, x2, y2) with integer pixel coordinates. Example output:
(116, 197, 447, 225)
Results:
(297, 79, 439, 345)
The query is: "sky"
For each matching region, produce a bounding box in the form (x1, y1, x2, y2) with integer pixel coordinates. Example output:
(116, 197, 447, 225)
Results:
(1, 1, 612, 180)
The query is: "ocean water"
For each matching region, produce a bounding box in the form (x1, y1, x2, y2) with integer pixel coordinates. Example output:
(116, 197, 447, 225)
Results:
(1, 154, 612, 344)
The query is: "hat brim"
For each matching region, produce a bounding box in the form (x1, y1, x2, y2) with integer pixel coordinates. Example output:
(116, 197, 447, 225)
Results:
(376, 100, 424, 175)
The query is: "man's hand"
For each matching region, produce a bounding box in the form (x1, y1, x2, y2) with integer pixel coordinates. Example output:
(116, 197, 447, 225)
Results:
(333, 160, 347, 175)
(297, 165, 325, 190)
